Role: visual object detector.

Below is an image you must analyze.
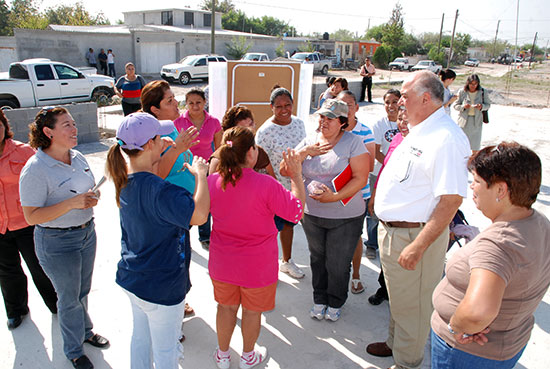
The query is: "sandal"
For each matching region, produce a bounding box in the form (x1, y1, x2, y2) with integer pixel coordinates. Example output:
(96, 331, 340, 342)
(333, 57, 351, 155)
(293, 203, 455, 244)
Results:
(351, 279, 365, 294)
(184, 303, 195, 317)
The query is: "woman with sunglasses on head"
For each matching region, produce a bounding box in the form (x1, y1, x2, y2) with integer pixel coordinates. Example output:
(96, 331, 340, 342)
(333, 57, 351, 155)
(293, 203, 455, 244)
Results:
(19, 107, 108, 369)
(106, 112, 209, 369)
(0, 110, 57, 331)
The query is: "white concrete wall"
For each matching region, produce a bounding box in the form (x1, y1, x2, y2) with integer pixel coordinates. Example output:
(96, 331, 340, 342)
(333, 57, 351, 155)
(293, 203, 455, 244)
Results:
(0, 36, 17, 72)
(14, 29, 133, 76)
(4, 102, 99, 144)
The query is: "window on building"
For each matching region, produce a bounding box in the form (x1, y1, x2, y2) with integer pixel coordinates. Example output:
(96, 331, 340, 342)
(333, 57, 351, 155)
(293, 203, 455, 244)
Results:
(345, 45, 350, 56)
(370, 46, 373, 55)
(204, 13, 211, 27)
(34, 65, 55, 80)
(161, 11, 173, 26)
(184, 12, 194, 26)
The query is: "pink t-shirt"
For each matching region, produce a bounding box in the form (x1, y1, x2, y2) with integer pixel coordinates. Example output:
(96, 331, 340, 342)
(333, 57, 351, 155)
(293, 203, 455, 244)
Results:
(174, 110, 221, 160)
(207, 168, 303, 288)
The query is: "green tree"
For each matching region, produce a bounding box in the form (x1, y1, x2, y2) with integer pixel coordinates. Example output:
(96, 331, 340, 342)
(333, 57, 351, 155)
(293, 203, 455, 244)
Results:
(0, 0, 10, 35)
(44, 2, 109, 26)
(225, 36, 252, 59)
(222, 9, 295, 36)
(331, 29, 355, 41)
(450, 32, 471, 63)
(200, 0, 235, 13)
(382, 2, 405, 49)
(275, 41, 286, 57)
(298, 41, 315, 52)
(428, 46, 445, 65)
(8, 0, 48, 33)
(373, 44, 390, 68)
(364, 24, 384, 42)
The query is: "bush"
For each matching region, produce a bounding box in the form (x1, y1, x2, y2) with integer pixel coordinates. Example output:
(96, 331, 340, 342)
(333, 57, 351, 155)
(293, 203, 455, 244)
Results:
(275, 41, 286, 57)
(225, 36, 253, 59)
(428, 46, 446, 66)
(373, 45, 390, 69)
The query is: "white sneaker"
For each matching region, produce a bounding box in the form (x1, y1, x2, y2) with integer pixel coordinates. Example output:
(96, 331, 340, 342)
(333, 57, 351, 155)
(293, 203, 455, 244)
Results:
(239, 346, 268, 369)
(324, 307, 341, 321)
(213, 347, 231, 369)
(279, 259, 305, 279)
(310, 304, 327, 320)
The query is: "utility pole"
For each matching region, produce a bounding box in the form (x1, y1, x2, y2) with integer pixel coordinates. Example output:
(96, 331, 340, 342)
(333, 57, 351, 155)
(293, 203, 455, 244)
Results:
(437, 13, 445, 54)
(492, 20, 500, 60)
(447, 9, 459, 68)
(211, 0, 216, 54)
(367, 18, 371, 34)
(529, 32, 537, 68)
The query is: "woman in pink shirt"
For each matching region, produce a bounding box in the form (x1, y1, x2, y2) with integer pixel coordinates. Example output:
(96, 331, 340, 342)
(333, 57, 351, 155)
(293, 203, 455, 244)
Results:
(208, 126, 305, 369)
(174, 89, 222, 248)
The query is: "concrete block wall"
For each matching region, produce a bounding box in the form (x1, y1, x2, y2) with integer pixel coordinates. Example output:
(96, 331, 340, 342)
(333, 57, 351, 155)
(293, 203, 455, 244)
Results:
(311, 80, 364, 108)
(4, 103, 99, 144)
(14, 29, 133, 76)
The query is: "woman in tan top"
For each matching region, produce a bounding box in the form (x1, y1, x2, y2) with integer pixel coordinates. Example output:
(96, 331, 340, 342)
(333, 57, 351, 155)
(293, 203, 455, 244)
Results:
(431, 142, 550, 369)
(454, 74, 490, 153)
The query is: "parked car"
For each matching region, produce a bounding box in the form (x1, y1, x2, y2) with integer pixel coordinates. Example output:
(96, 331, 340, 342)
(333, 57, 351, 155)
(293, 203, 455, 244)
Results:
(464, 58, 480, 67)
(0, 58, 115, 109)
(291, 52, 330, 75)
(241, 53, 270, 61)
(160, 54, 227, 85)
(410, 60, 442, 74)
(389, 57, 411, 71)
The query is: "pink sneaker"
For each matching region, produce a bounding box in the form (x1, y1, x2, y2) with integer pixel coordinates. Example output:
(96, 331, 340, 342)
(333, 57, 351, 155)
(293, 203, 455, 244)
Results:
(239, 346, 268, 369)
(213, 347, 231, 369)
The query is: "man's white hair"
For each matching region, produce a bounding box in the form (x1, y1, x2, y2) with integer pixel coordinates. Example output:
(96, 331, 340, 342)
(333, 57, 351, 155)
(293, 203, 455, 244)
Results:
(407, 71, 444, 104)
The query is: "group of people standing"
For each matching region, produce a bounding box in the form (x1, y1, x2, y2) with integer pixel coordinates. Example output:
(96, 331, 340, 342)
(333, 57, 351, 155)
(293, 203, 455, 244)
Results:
(1, 65, 549, 369)
(85, 48, 116, 78)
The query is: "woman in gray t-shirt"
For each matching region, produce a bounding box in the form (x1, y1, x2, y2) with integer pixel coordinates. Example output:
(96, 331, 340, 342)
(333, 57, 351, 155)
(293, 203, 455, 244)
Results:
(19, 107, 108, 369)
(290, 99, 370, 321)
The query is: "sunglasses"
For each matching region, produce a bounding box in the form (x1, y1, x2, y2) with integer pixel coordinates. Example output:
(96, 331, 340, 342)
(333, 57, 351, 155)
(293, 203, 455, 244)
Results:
(39, 106, 55, 117)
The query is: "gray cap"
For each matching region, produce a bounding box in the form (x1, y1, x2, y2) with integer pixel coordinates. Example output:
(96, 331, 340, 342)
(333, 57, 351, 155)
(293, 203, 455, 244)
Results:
(317, 99, 348, 119)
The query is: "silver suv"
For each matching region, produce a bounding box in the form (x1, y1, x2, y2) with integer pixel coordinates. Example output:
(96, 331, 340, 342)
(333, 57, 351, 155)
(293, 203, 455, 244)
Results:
(161, 54, 227, 85)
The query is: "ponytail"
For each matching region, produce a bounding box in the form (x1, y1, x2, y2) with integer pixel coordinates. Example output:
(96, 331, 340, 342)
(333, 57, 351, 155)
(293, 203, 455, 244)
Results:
(105, 142, 141, 207)
(217, 126, 255, 190)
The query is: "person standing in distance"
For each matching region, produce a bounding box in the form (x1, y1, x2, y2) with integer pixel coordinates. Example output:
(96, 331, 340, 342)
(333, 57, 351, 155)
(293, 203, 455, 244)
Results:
(366, 71, 470, 369)
(360, 57, 376, 103)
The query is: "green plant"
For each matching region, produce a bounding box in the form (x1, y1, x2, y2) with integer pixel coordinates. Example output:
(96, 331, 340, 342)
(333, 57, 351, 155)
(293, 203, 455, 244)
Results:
(275, 41, 285, 57)
(428, 46, 446, 66)
(373, 45, 390, 69)
(298, 41, 315, 52)
(225, 36, 253, 59)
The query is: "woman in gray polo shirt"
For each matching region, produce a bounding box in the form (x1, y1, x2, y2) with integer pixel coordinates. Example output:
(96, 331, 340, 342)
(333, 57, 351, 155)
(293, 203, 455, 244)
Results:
(19, 107, 108, 369)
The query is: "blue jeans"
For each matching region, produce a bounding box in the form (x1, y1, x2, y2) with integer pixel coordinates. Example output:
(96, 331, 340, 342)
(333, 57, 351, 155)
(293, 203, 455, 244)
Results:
(198, 214, 211, 242)
(108, 63, 116, 78)
(126, 290, 185, 369)
(431, 330, 526, 369)
(365, 174, 379, 250)
(34, 221, 97, 360)
(302, 214, 364, 308)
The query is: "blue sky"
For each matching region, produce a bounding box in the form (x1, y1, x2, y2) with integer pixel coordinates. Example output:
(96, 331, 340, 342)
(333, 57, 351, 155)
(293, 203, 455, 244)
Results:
(31, 0, 549, 46)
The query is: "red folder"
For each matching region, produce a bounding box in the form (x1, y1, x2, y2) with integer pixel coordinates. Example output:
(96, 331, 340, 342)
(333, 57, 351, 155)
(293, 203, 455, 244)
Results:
(332, 164, 353, 206)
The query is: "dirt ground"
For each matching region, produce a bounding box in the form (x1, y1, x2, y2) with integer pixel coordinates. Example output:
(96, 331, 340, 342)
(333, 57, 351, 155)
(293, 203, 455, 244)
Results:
(316, 61, 550, 108)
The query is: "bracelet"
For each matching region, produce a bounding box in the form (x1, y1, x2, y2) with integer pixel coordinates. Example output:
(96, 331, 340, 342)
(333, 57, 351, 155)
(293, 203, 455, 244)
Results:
(448, 323, 472, 338)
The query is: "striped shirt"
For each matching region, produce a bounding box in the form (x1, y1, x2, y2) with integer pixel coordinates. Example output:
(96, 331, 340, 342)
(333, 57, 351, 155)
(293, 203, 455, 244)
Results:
(116, 75, 146, 104)
(351, 119, 375, 199)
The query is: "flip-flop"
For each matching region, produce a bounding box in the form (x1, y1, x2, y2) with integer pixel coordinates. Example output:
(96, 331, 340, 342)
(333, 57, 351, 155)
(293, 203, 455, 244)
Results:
(351, 279, 365, 294)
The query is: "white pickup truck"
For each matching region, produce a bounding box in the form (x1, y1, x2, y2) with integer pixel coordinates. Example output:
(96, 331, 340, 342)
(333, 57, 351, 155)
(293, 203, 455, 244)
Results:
(0, 59, 115, 109)
(291, 52, 330, 75)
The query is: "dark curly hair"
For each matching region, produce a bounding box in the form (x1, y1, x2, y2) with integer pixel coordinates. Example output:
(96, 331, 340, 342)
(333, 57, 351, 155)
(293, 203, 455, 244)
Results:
(468, 141, 541, 208)
(221, 106, 254, 131)
(0, 110, 14, 142)
(28, 107, 69, 149)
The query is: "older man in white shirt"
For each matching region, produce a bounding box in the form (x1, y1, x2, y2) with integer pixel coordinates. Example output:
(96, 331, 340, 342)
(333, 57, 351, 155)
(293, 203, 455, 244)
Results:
(366, 71, 471, 369)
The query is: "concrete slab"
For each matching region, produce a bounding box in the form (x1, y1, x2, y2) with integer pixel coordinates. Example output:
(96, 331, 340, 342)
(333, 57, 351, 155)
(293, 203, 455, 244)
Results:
(1, 103, 549, 369)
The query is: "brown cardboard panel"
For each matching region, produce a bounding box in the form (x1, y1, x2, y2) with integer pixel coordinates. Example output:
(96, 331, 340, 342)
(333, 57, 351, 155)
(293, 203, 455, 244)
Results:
(227, 61, 301, 129)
